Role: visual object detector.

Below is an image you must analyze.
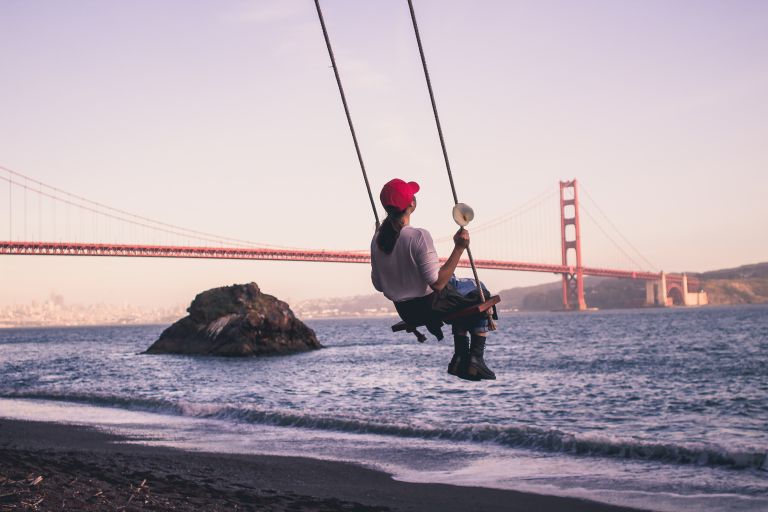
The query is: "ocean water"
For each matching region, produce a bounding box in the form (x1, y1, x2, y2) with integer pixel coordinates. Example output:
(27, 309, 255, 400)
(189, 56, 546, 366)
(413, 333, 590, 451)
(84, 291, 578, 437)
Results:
(1, 305, 767, 511)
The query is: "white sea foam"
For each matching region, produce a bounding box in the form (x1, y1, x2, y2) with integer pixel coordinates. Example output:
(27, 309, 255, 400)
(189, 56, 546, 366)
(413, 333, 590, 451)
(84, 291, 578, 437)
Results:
(2, 307, 767, 512)
(3, 390, 765, 471)
(2, 397, 767, 512)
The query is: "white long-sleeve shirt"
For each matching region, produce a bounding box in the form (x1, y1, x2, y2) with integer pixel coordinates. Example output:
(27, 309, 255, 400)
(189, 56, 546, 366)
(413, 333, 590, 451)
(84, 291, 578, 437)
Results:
(370, 226, 440, 302)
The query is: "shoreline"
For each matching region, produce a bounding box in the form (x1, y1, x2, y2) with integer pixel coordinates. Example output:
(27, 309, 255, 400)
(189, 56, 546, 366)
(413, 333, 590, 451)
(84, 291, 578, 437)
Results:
(4, 302, 765, 330)
(0, 303, 745, 330)
(0, 418, 649, 512)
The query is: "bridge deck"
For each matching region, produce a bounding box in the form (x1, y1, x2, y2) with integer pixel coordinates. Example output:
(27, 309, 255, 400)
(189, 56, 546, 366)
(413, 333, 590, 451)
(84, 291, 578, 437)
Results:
(0, 241, 697, 287)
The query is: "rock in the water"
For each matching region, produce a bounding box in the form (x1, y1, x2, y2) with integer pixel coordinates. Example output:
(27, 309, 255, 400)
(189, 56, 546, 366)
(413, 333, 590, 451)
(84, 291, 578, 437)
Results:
(146, 283, 322, 356)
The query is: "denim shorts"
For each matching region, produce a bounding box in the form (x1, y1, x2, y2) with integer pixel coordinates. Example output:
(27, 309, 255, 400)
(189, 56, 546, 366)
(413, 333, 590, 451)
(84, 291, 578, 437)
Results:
(447, 276, 490, 335)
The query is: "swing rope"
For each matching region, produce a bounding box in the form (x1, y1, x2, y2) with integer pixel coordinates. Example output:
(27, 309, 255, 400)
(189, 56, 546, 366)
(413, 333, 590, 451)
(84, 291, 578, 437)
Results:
(407, 0, 496, 329)
(406, 0, 458, 206)
(314, 0, 380, 229)
(314, 0, 496, 331)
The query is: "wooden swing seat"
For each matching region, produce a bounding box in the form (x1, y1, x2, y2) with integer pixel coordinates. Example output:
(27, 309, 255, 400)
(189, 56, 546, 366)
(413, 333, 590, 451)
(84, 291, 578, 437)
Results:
(391, 295, 500, 334)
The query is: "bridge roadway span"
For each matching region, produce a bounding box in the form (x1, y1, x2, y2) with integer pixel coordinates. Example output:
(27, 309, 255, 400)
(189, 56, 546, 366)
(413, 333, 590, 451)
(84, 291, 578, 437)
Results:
(1, 241, 696, 286)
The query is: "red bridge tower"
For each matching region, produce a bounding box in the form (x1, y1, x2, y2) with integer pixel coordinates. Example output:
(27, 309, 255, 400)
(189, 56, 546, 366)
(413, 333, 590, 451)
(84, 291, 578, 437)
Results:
(560, 179, 587, 310)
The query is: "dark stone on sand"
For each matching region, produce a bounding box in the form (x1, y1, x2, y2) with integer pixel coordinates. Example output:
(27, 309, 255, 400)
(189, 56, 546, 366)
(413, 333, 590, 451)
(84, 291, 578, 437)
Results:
(145, 283, 322, 356)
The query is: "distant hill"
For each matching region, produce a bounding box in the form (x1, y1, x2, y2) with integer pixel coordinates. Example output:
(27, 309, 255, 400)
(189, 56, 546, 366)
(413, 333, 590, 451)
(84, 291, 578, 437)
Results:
(294, 262, 768, 318)
(499, 262, 768, 310)
(498, 277, 647, 311)
(693, 262, 768, 305)
(697, 261, 768, 280)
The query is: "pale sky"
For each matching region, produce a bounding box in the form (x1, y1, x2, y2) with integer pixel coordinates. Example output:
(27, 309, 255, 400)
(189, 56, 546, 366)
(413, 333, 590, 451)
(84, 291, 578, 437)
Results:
(1, 0, 766, 307)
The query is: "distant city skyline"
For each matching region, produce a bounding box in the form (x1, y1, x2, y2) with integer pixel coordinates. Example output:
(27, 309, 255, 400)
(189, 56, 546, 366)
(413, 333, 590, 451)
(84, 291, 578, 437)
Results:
(0, 291, 186, 328)
(0, 289, 397, 327)
(1, 0, 766, 307)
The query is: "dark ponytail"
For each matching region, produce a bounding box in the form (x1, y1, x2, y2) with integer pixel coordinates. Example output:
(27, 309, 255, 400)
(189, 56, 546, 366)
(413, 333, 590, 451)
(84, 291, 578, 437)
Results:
(376, 205, 407, 254)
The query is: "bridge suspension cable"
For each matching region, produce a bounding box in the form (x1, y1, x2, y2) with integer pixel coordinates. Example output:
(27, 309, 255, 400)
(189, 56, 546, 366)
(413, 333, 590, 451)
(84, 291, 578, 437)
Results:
(2, 164, 674, 289)
(433, 186, 557, 241)
(579, 183, 657, 271)
(579, 203, 647, 271)
(1, 165, 313, 251)
(432, 185, 560, 265)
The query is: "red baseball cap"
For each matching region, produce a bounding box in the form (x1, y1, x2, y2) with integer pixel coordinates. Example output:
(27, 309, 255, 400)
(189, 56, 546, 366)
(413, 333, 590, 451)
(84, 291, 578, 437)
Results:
(380, 179, 420, 211)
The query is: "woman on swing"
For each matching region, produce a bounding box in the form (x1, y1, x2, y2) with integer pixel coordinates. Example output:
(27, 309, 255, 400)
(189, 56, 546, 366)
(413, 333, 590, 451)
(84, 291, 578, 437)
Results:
(371, 178, 496, 381)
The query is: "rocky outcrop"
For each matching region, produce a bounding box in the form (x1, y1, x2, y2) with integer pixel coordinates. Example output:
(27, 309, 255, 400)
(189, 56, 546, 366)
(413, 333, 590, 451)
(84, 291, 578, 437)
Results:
(145, 283, 322, 356)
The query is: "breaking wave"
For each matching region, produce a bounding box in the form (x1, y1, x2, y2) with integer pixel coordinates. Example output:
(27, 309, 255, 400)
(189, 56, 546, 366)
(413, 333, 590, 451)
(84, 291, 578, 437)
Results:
(3, 391, 766, 471)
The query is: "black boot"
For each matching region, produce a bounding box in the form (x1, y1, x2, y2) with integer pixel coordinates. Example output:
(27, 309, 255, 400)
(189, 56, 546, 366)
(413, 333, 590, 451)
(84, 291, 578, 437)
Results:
(448, 335, 480, 381)
(469, 334, 496, 380)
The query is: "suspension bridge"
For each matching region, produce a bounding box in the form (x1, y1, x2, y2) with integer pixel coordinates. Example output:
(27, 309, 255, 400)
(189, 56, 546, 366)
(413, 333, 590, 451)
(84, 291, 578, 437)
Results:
(0, 166, 706, 310)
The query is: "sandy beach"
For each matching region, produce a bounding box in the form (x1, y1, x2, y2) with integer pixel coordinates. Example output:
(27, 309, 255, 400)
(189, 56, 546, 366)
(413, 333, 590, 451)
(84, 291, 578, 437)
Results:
(0, 419, 649, 512)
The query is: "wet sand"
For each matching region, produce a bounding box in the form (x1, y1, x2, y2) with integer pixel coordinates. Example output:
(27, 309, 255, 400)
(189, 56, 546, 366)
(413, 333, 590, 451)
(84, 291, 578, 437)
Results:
(0, 419, 648, 511)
